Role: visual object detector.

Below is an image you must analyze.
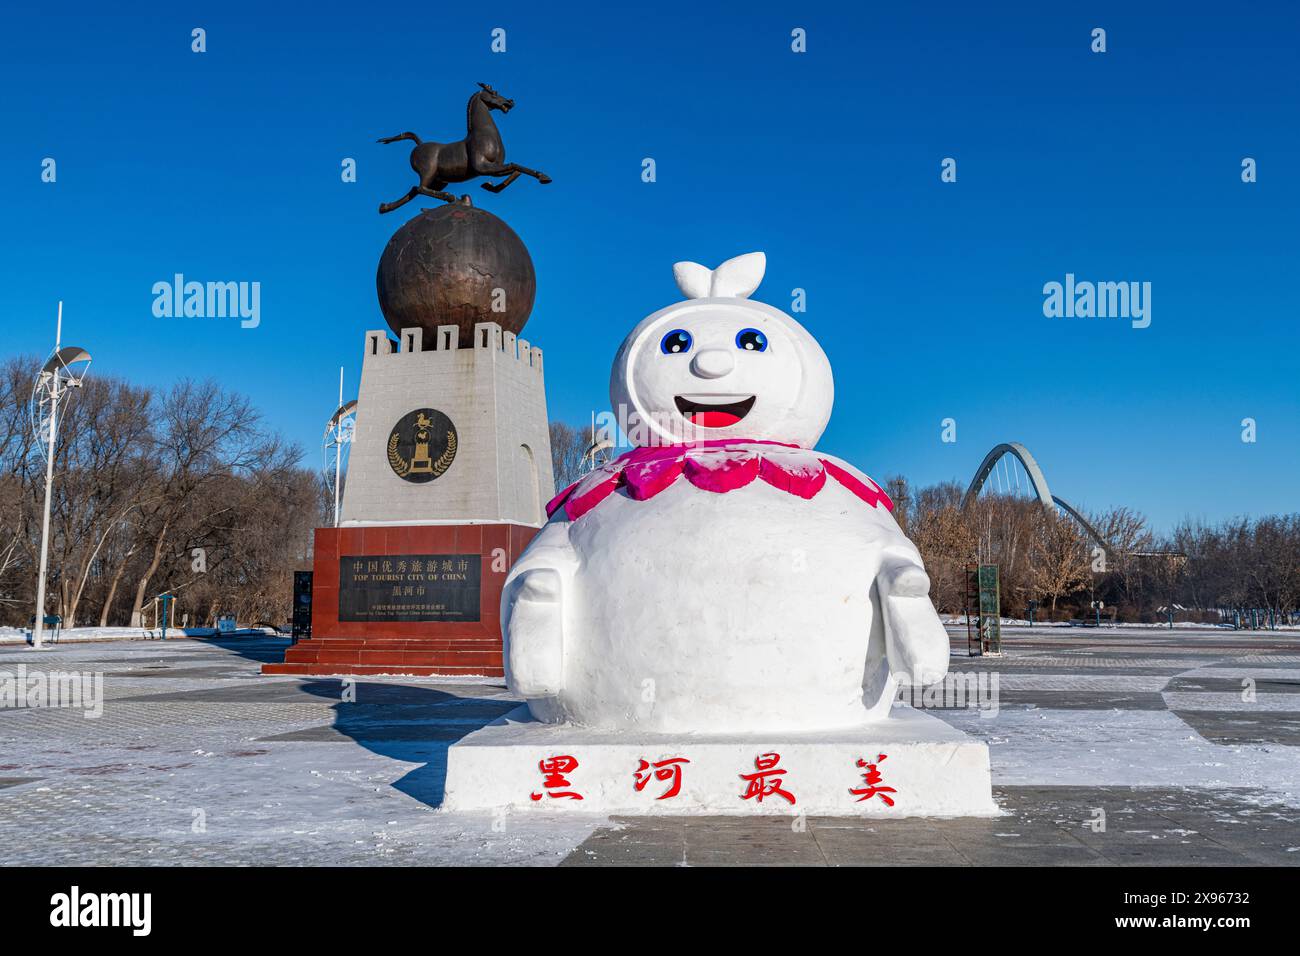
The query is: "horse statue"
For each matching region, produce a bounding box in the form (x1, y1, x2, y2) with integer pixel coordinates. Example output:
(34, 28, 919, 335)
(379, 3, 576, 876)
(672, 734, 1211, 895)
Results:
(376, 83, 552, 214)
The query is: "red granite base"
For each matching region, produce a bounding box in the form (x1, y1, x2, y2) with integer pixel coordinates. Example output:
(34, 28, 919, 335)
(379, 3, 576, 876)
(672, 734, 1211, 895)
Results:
(262, 523, 538, 677)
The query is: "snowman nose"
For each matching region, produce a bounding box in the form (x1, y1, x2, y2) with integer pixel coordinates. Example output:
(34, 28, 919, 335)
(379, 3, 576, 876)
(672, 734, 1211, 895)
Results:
(690, 348, 734, 379)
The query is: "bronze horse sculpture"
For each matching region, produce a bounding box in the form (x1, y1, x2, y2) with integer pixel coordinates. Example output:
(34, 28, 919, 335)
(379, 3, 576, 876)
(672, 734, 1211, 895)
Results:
(377, 83, 552, 213)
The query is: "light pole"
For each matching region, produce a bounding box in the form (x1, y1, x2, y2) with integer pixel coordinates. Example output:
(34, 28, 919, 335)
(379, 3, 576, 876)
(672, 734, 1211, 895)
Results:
(32, 359, 59, 649)
(159, 592, 174, 640)
(30, 302, 92, 649)
(322, 369, 357, 528)
(334, 368, 343, 526)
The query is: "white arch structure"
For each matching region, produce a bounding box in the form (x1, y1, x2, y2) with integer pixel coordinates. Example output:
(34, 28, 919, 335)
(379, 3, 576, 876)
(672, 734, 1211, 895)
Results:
(961, 442, 1111, 550)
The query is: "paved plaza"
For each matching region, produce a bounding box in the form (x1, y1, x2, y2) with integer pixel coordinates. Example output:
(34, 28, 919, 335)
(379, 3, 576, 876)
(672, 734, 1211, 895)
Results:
(1, 628, 1298, 866)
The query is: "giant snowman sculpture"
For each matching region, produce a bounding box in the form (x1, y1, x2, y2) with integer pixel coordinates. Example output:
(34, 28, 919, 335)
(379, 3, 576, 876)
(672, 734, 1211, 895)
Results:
(442, 253, 997, 816)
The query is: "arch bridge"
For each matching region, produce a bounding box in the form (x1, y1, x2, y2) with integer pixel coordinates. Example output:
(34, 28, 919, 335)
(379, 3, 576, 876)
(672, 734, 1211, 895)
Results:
(961, 442, 1111, 550)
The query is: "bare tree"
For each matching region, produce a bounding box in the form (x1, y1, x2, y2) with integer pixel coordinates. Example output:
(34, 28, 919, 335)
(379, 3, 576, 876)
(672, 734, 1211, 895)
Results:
(0, 357, 38, 616)
(0, 366, 331, 631)
(45, 376, 155, 626)
(1028, 513, 1090, 616)
(883, 475, 909, 534)
(127, 381, 275, 625)
(549, 421, 592, 490)
(1090, 507, 1153, 618)
(910, 502, 976, 612)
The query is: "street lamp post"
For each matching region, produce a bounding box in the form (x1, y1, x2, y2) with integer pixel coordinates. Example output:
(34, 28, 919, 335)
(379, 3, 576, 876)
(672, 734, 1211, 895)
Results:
(334, 368, 343, 526)
(322, 371, 357, 529)
(32, 352, 60, 649)
(30, 302, 92, 649)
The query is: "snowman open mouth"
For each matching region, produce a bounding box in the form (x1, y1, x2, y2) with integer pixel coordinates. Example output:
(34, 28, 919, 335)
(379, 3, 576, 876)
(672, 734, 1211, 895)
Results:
(673, 394, 755, 428)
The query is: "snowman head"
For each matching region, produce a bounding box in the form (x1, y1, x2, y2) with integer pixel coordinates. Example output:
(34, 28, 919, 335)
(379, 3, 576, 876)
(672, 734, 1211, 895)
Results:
(609, 252, 834, 449)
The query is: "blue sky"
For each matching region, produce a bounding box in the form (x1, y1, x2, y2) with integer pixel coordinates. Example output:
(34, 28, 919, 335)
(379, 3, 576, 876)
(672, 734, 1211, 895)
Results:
(2, 1, 1296, 531)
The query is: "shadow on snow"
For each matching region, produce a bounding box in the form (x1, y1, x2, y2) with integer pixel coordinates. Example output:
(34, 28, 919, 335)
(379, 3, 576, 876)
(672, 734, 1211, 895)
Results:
(291, 678, 514, 808)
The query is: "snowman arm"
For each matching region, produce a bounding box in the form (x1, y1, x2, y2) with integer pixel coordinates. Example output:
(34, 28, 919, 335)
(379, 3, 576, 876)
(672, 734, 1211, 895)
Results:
(501, 521, 575, 697)
(876, 544, 950, 687)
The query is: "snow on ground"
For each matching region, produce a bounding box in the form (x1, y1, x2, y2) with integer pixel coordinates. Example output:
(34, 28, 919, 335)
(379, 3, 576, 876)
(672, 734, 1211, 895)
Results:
(941, 617, 1299, 631)
(982, 674, 1171, 692)
(0, 639, 608, 865)
(2, 630, 1299, 863)
(0, 626, 280, 645)
(944, 706, 1299, 806)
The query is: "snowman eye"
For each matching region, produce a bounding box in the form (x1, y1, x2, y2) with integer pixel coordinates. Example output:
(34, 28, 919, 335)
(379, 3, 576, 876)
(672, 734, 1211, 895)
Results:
(659, 329, 693, 354)
(736, 328, 767, 352)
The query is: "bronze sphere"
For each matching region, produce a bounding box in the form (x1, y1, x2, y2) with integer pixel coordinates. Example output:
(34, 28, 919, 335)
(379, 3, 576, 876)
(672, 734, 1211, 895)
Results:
(376, 204, 535, 348)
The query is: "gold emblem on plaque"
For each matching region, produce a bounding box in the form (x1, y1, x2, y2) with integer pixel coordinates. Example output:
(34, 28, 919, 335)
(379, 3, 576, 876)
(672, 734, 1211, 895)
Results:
(387, 408, 457, 483)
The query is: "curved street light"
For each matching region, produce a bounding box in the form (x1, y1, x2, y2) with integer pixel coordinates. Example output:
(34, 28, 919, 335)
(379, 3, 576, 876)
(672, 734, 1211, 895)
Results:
(582, 437, 614, 471)
(31, 302, 92, 649)
(322, 367, 357, 527)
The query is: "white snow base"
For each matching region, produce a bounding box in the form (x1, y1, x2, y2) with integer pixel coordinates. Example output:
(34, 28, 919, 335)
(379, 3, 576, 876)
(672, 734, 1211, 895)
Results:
(443, 705, 998, 817)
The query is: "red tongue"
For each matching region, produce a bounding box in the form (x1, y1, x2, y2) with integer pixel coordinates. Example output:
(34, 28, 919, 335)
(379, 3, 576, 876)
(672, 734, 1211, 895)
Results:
(690, 410, 741, 428)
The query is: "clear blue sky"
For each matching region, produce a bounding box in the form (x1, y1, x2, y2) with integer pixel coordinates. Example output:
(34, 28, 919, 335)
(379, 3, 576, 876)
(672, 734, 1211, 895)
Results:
(2, 1, 1296, 531)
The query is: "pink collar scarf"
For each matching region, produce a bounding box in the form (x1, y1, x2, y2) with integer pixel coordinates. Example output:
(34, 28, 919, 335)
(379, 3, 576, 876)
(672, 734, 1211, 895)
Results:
(546, 439, 893, 522)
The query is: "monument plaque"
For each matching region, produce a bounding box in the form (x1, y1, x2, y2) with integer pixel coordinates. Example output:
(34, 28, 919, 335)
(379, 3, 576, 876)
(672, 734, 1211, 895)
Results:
(339, 554, 481, 623)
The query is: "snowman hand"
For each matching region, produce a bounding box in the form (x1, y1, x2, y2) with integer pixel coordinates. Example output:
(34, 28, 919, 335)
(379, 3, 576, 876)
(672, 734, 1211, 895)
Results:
(502, 568, 564, 697)
(877, 552, 950, 688)
(883, 562, 931, 598)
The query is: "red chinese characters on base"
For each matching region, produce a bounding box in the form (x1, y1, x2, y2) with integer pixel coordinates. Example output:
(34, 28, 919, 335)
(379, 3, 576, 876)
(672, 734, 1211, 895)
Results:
(634, 757, 690, 800)
(530, 755, 584, 801)
(849, 753, 897, 807)
(523, 751, 900, 808)
(739, 752, 796, 805)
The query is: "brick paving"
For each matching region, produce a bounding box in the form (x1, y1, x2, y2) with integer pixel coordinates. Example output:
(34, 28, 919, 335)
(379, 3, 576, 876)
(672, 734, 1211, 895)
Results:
(1, 628, 1298, 866)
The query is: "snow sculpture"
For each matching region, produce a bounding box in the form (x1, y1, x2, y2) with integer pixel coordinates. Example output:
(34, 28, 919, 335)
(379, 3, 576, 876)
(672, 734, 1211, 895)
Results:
(502, 252, 950, 733)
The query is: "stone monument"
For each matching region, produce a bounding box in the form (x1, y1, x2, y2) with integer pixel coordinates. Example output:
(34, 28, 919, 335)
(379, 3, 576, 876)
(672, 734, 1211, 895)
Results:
(441, 252, 998, 815)
(265, 85, 554, 678)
